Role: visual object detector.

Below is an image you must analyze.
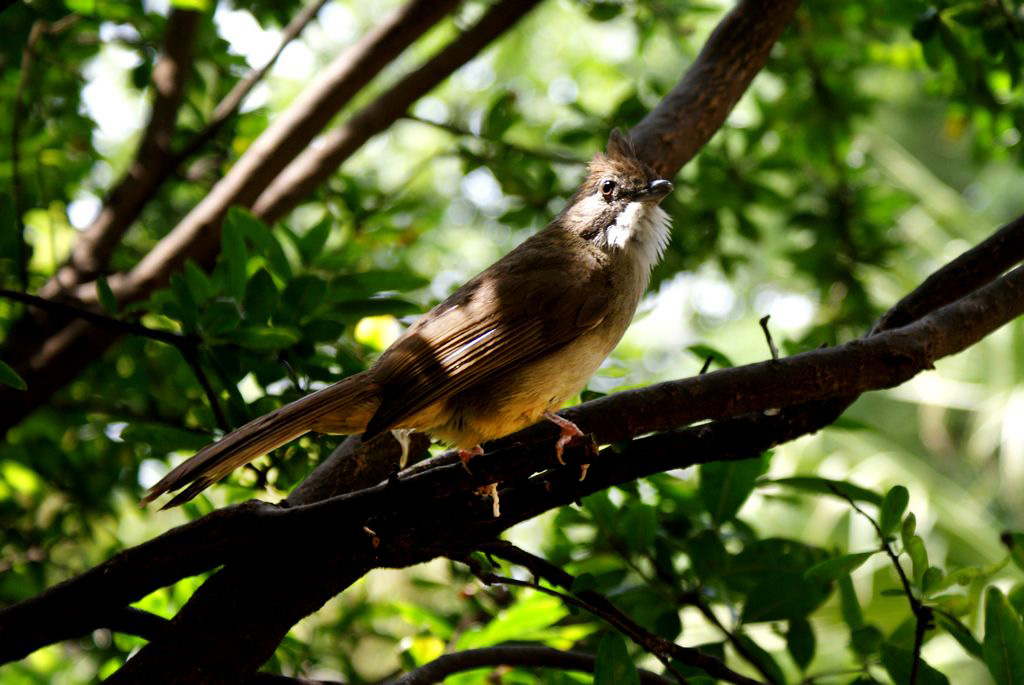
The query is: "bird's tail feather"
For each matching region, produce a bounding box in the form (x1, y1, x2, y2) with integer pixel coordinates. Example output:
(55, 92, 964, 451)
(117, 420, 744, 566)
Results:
(142, 371, 378, 509)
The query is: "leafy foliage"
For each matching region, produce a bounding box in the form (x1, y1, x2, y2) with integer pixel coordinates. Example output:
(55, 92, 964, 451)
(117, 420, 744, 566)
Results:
(1, 0, 1023, 682)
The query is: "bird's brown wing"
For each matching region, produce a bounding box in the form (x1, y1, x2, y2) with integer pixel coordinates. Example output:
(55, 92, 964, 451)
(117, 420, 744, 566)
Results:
(364, 250, 612, 438)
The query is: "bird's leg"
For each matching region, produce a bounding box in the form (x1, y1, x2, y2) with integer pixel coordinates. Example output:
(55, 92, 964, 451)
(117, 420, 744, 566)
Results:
(543, 411, 585, 465)
(475, 482, 500, 517)
(458, 445, 484, 473)
(391, 428, 414, 468)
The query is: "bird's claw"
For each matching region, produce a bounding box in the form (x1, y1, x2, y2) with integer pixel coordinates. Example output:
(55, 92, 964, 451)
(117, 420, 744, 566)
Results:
(459, 445, 484, 473)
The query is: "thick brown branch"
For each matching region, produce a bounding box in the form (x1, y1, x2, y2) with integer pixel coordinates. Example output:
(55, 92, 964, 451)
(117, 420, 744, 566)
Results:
(90, 0, 461, 306)
(250, 0, 544, 221)
(630, 0, 801, 176)
(44, 8, 201, 296)
(2, 225, 1020, 670)
(873, 214, 1024, 332)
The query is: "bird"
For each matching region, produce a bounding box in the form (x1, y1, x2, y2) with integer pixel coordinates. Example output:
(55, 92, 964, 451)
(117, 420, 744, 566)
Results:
(143, 129, 673, 509)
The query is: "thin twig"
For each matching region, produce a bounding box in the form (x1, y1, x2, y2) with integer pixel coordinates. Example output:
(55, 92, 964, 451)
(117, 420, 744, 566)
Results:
(0, 288, 188, 347)
(0, 288, 227, 432)
(477, 571, 691, 683)
(402, 114, 586, 165)
(699, 355, 714, 374)
(474, 542, 766, 685)
(829, 485, 932, 685)
(172, 0, 331, 166)
(758, 315, 779, 361)
(692, 596, 779, 684)
(381, 644, 675, 685)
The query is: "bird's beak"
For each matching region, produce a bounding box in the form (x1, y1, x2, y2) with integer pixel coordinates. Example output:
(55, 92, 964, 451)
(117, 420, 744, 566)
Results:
(636, 178, 673, 202)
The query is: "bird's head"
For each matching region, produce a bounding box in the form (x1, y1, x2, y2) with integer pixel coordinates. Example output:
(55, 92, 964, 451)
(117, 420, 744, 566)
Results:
(562, 129, 673, 265)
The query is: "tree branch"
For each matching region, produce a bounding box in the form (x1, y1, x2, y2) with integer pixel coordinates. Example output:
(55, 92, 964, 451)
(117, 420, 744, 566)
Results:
(2, 220, 1020, 671)
(44, 8, 201, 296)
(250, 0, 544, 222)
(170, 0, 332, 170)
(630, 0, 801, 176)
(0, 287, 227, 430)
(0, 0, 462, 432)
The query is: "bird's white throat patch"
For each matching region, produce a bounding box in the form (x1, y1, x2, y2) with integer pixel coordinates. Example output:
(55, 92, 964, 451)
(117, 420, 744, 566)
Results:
(603, 202, 671, 272)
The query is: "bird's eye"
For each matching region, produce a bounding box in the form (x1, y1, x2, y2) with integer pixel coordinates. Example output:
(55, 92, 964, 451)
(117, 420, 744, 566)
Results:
(600, 179, 616, 199)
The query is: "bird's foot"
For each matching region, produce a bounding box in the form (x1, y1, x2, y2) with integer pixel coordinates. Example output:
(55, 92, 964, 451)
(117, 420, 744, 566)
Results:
(475, 482, 500, 517)
(459, 445, 484, 473)
(543, 411, 585, 465)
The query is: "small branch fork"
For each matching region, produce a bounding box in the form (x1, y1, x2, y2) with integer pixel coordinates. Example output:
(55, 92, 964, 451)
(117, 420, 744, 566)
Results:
(830, 486, 933, 685)
(470, 541, 766, 685)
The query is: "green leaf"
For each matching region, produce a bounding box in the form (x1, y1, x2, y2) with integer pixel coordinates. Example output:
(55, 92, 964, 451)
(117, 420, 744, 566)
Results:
(457, 593, 570, 649)
(621, 502, 658, 552)
(881, 642, 950, 685)
(219, 326, 301, 351)
(734, 634, 785, 684)
(740, 576, 831, 623)
(1004, 533, 1024, 573)
(687, 529, 728, 582)
(242, 269, 278, 324)
(787, 618, 815, 671)
(594, 633, 639, 685)
(221, 208, 249, 301)
(805, 551, 877, 580)
(922, 566, 944, 596)
(879, 485, 909, 538)
(906, 535, 930, 586)
(936, 612, 983, 659)
(121, 423, 212, 453)
(0, 359, 27, 391)
(170, 273, 199, 332)
(699, 455, 767, 524)
(570, 573, 598, 594)
(850, 625, 883, 656)
(334, 297, 420, 321)
(983, 587, 1024, 684)
(587, 1, 622, 21)
(328, 269, 430, 300)
(234, 208, 291, 280)
(902, 513, 917, 549)
(838, 575, 864, 631)
(1009, 583, 1024, 617)
(769, 476, 882, 505)
(183, 260, 212, 304)
(298, 215, 332, 265)
(687, 343, 735, 368)
(483, 92, 519, 140)
(96, 275, 117, 314)
(198, 301, 241, 337)
(278, 276, 328, 323)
